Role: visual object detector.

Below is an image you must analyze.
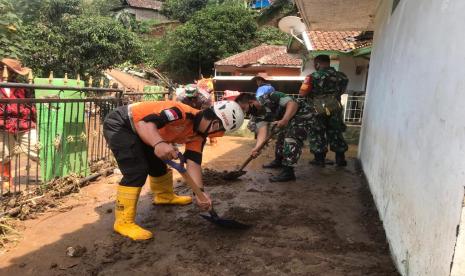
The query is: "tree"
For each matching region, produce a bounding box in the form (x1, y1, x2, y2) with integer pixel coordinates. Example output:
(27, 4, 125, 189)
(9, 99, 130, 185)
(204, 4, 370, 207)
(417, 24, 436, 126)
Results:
(156, 3, 257, 81)
(161, 0, 209, 23)
(81, 0, 122, 16)
(21, 16, 143, 77)
(254, 26, 290, 46)
(12, 0, 82, 25)
(0, 0, 23, 58)
(256, 0, 297, 25)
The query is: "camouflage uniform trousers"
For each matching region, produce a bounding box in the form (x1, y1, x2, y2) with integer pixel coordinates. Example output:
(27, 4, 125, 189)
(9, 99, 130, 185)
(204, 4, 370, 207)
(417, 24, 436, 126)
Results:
(274, 115, 313, 167)
(308, 111, 348, 154)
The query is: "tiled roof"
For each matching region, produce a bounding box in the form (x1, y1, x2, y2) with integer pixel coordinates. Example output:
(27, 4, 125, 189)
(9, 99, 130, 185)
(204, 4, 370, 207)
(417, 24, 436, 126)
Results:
(126, 0, 162, 10)
(308, 31, 372, 52)
(215, 45, 302, 67)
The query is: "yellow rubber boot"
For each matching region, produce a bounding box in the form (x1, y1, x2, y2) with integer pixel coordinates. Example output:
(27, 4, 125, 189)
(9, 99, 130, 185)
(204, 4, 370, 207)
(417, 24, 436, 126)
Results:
(114, 185, 153, 240)
(150, 170, 192, 205)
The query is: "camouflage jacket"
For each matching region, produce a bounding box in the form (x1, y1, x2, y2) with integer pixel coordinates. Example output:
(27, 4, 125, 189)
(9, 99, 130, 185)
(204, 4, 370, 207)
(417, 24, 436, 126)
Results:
(301, 67, 349, 100)
(252, 91, 312, 129)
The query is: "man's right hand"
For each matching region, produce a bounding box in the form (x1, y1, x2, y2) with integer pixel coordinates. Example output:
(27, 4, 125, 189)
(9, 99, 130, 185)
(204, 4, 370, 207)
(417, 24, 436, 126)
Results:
(154, 142, 178, 160)
(251, 146, 260, 158)
(195, 191, 212, 211)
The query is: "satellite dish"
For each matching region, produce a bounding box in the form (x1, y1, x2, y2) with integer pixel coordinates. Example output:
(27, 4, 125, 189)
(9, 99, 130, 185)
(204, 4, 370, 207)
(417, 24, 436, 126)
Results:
(278, 16, 307, 36)
(279, 16, 312, 51)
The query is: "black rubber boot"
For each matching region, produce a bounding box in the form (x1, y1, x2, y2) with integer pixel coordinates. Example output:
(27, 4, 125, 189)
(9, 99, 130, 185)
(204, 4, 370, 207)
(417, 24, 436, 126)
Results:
(309, 153, 326, 167)
(269, 166, 296, 182)
(262, 159, 283, 169)
(335, 152, 347, 167)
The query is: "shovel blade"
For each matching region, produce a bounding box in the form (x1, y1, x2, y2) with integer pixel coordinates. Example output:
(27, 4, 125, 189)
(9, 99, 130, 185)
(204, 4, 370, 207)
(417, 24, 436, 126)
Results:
(200, 214, 251, 229)
(222, 170, 247, 181)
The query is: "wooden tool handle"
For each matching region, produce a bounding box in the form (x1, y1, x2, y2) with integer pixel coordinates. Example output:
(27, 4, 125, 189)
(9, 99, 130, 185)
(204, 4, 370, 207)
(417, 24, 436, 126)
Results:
(238, 126, 281, 171)
(180, 172, 208, 202)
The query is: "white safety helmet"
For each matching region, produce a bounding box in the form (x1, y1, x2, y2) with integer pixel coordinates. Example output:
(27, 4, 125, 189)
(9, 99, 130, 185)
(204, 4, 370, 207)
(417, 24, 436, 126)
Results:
(213, 100, 244, 133)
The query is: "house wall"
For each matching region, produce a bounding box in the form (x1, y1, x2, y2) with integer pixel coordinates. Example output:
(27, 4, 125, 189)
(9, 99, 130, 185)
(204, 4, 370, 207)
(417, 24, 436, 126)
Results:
(125, 7, 168, 22)
(338, 56, 369, 92)
(359, 0, 465, 275)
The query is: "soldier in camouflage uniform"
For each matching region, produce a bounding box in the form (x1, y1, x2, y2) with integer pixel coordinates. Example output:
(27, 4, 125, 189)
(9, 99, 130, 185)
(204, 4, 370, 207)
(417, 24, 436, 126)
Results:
(176, 84, 212, 110)
(235, 92, 313, 182)
(300, 55, 349, 167)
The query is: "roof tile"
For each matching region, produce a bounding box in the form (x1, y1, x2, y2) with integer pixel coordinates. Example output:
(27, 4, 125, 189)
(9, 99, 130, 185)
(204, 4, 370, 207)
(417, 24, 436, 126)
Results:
(215, 45, 302, 67)
(308, 31, 372, 52)
(126, 0, 162, 10)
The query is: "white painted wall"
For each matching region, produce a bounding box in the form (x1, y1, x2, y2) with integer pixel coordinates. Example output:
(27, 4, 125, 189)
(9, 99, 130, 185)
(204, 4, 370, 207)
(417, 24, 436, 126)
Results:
(300, 60, 315, 77)
(338, 56, 369, 92)
(359, 0, 465, 275)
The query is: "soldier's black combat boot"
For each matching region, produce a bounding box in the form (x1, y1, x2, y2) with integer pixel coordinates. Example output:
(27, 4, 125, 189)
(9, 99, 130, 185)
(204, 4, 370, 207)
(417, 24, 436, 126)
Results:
(335, 152, 347, 167)
(262, 159, 283, 169)
(269, 166, 296, 182)
(309, 153, 326, 167)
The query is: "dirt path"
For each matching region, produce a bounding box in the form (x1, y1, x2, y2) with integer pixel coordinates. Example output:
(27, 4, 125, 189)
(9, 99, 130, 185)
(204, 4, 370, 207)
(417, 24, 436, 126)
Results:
(106, 69, 154, 91)
(0, 137, 398, 276)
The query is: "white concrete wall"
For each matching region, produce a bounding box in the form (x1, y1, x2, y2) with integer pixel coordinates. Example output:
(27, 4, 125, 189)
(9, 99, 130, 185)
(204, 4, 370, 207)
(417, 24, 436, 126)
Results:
(359, 0, 465, 275)
(338, 56, 369, 92)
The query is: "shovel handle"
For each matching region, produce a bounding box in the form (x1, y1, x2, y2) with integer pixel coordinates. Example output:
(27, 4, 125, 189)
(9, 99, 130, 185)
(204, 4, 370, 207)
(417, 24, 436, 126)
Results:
(163, 153, 209, 203)
(237, 125, 281, 171)
(179, 171, 209, 203)
(164, 152, 186, 173)
(164, 152, 207, 201)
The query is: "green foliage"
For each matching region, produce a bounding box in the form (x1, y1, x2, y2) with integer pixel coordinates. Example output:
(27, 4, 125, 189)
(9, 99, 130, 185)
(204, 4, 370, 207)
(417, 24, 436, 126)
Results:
(256, 0, 297, 25)
(137, 19, 161, 34)
(156, 3, 257, 81)
(140, 34, 169, 67)
(113, 11, 160, 34)
(65, 16, 143, 75)
(161, 0, 209, 23)
(21, 16, 143, 77)
(254, 26, 290, 46)
(113, 10, 138, 31)
(162, 0, 246, 22)
(1, 0, 142, 77)
(0, 0, 23, 58)
(81, 0, 122, 16)
(12, 0, 82, 25)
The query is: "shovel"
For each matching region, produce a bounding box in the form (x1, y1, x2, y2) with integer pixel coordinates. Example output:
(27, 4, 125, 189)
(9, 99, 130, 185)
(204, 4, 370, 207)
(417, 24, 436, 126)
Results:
(164, 152, 251, 229)
(223, 125, 281, 181)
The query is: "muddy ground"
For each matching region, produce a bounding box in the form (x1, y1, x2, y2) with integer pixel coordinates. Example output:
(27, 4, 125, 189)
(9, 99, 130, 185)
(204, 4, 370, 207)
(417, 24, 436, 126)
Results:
(0, 136, 398, 276)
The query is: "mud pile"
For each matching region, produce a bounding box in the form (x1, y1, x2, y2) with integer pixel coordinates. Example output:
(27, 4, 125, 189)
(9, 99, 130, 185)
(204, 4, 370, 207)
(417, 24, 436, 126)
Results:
(202, 168, 229, 186)
(0, 161, 114, 221)
(0, 175, 81, 221)
(0, 140, 399, 275)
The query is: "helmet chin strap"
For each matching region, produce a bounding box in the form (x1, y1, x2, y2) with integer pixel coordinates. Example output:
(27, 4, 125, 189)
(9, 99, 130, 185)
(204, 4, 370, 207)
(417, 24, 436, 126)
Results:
(200, 120, 214, 138)
(194, 112, 214, 138)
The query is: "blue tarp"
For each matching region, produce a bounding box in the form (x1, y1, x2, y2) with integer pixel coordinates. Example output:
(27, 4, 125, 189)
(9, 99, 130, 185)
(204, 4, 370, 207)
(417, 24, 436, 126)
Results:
(250, 0, 271, 9)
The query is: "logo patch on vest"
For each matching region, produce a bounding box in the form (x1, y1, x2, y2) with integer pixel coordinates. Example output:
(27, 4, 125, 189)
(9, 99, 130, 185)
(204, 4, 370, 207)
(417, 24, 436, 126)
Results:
(163, 108, 180, 121)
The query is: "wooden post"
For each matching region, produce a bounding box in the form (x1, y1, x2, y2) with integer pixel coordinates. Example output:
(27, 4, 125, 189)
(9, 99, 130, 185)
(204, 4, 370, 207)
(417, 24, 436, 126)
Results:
(76, 74, 81, 86)
(28, 70, 33, 84)
(99, 78, 104, 88)
(2, 66, 8, 82)
(64, 73, 68, 85)
(88, 76, 93, 88)
(48, 71, 54, 84)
